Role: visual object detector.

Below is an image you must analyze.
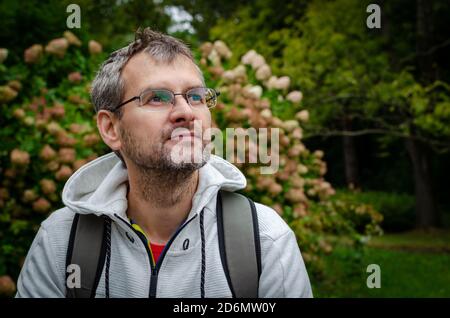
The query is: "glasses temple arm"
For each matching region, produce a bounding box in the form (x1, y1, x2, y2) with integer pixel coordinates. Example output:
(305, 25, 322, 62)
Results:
(114, 96, 140, 111)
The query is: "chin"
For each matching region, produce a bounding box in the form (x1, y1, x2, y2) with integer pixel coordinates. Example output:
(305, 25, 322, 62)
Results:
(168, 144, 208, 167)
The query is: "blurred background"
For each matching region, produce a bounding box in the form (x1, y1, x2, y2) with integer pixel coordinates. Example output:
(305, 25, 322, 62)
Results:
(0, 0, 449, 297)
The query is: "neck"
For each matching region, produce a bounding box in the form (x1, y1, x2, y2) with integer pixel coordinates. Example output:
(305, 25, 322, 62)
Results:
(126, 164, 199, 245)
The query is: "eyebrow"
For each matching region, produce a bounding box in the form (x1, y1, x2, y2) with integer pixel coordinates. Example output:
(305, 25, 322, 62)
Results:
(139, 84, 205, 94)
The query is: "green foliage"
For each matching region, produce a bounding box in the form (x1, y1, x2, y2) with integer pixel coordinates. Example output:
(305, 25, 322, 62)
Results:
(279, 0, 393, 135)
(372, 73, 450, 147)
(0, 0, 172, 55)
(210, 0, 450, 155)
(0, 0, 69, 59)
(210, 1, 307, 74)
(199, 40, 383, 278)
(209, 0, 450, 236)
(332, 189, 416, 232)
(0, 33, 110, 288)
(165, 0, 253, 42)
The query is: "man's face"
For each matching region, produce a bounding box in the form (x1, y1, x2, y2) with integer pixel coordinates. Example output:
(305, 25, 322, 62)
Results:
(117, 52, 212, 171)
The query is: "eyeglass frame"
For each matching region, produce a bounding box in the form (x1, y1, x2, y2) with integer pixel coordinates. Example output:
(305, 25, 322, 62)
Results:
(113, 86, 220, 112)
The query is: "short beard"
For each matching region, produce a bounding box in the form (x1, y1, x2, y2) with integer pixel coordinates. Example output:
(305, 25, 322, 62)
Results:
(119, 126, 209, 207)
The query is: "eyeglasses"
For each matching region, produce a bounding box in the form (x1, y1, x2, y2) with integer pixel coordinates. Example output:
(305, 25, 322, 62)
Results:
(114, 87, 220, 112)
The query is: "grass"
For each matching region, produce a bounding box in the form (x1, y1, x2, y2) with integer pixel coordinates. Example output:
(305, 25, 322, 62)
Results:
(311, 230, 450, 297)
(368, 229, 450, 253)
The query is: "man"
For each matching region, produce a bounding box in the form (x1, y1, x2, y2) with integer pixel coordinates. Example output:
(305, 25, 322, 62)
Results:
(15, 28, 312, 298)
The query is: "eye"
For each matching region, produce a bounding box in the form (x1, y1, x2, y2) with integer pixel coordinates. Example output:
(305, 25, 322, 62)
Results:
(154, 91, 172, 103)
(188, 88, 206, 104)
(191, 94, 203, 101)
(142, 90, 172, 105)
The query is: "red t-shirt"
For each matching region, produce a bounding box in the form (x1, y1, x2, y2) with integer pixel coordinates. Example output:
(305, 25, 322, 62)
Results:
(129, 218, 166, 264)
(150, 242, 165, 263)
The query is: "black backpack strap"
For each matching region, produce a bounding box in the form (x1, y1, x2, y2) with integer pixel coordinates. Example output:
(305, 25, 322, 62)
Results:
(217, 190, 262, 298)
(66, 213, 107, 298)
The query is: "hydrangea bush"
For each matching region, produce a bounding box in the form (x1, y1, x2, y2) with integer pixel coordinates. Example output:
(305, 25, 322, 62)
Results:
(198, 40, 383, 276)
(0, 31, 107, 297)
(0, 34, 382, 297)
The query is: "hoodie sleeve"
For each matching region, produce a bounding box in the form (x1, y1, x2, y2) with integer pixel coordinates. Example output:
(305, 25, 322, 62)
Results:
(254, 202, 313, 298)
(15, 224, 66, 298)
(258, 229, 313, 298)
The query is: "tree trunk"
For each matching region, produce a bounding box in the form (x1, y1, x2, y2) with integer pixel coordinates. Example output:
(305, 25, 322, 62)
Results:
(416, 0, 435, 83)
(405, 137, 440, 228)
(408, 0, 440, 228)
(342, 118, 360, 190)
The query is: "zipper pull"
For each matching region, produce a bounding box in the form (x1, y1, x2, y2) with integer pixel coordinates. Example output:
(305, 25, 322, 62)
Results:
(149, 267, 159, 298)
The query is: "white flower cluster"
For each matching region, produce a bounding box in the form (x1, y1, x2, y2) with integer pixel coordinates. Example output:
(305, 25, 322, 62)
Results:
(200, 42, 304, 105)
(201, 40, 233, 67)
(241, 50, 303, 103)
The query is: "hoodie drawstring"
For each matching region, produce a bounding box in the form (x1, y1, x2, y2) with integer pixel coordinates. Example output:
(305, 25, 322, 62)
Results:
(103, 216, 112, 298)
(200, 209, 206, 298)
(103, 211, 205, 298)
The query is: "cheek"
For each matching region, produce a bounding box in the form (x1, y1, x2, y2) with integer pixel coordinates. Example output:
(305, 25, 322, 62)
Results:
(195, 110, 212, 142)
(198, 109, 212, 130)
(123, 111, 167, 143)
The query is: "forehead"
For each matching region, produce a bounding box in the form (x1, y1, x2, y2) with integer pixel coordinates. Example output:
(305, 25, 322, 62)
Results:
(121, 52, 203, 93)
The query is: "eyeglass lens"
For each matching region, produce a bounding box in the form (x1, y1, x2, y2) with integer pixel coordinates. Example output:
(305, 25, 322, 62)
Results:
(140, 88, 216, 108)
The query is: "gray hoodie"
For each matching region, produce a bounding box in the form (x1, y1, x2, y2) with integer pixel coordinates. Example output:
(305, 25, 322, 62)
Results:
(15, 152, 313, 298)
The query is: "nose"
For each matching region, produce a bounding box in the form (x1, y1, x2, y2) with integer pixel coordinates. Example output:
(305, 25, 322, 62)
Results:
(169, 94, 195, 124)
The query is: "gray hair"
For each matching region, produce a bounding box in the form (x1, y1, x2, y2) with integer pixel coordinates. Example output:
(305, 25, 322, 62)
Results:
(90, 28, 204, 166)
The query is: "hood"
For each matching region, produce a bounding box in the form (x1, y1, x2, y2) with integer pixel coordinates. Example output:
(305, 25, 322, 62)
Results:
(62, 152, 246, 220)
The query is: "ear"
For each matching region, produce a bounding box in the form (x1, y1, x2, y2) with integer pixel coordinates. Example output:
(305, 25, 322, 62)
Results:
(97, 110, 122, 151)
